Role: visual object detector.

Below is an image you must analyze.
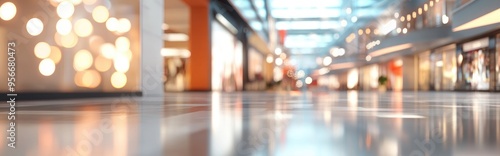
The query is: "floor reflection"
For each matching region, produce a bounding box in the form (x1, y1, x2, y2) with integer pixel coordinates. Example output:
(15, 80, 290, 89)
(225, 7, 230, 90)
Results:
(0, 91, 500, 155)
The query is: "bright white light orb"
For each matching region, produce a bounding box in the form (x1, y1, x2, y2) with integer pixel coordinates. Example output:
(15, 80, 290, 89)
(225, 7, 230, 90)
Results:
(57, 1, 74, 19)
(56, 19, 72, 35)
(34, 42, 51, 59)
(26, 18, 44, 36)
(117, 18, 131, 33)
(114, 53, 130, 73)
(115, 37, 130, 52)
(0, 2, 16, 21)
(39, 59, 56, 76)
(100, 43, 116, 59)
(106, 17, 118, 31)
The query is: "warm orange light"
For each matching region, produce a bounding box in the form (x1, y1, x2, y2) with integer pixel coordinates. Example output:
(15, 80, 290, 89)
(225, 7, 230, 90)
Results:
(89, 35, 104, 53)
(345, 33, 356, 43)
(95, 55, 112, 72)
(60, 32, 78, 48)
(115, 37, 130, 52)
(117, 18, 131, 33)
(83, 0, 96, 5)
(81, 70, 101, 88)
(34, 42, 51, 59)
(49, 46, 62, 64)
(92, 6, 109, 23)
(111, 72, 127, 88)
(74, 18, 93, 37)
(100, 43, 116, 59)
(74, 50, 93, 71)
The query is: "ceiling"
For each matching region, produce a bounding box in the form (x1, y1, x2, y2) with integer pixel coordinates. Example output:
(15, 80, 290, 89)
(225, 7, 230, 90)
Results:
(269, 0, 399, 54)
(267, 0, 402, 71)
(164, 0, 404, 68)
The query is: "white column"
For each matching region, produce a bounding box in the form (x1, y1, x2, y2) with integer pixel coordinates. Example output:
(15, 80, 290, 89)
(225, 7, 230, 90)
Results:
(140, 0, 164, 96)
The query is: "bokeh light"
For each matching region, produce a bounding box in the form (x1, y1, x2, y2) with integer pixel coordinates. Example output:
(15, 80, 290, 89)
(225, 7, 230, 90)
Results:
(49, 46, 62, 64)
(83, 0, 97, 5)
(125, 50, 132, 61)
(60, 32, 78, 48)
(117, 18, 131, 33)
(0, 2, 16, 21)
(106, 17, 118, 31)
(74, 71, 84, 87)
(26, 18, 44, 36)
(81, 70, 101, 88)
(114, 53, 130, 73)
(74, 49, 93, 71)
(100, 43, 116, 59)
(74, 18, 93, 37)
(70, 0, 82, 5)
(111, 72, 127, 88)
(34, 42, 51, 59)
(56, 18, 72, 35)
(54, 33, 63, 46)
(89, 35, 105, 53)
(56, 1, 74, 19)
(115, 37, 130, 52)
(39, 59, 56, 76)
(49, 0, 63, 7)
(95, 55, 112, 72)
(92, 6, 109, 23)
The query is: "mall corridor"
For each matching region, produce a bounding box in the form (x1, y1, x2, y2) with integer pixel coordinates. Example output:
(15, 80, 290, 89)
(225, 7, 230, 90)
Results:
(1, 0, 500, 155)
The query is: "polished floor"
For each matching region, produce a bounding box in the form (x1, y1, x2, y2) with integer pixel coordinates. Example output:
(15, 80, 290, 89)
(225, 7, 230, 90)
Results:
(1, 91, 500, 156)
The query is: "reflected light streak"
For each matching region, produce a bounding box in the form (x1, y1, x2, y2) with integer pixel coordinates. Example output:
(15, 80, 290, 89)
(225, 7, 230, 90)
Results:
(39, 120, 55, 156)
(113, 113, 128, 156)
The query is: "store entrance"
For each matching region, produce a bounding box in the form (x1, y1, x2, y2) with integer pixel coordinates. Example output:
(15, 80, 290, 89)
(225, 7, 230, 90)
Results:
(458, 48, 491, 90)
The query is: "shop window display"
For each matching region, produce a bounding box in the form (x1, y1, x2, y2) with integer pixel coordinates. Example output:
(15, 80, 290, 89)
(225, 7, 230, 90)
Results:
(430, 45, 456, 91)
(458, 41, 491, 90)
(418, 51, 430, 91)
(497, 34, 500, 90)
(211, 21, 244, 91)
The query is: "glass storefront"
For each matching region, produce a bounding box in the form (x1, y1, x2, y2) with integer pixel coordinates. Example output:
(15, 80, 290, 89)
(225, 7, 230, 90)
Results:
(211, 21, 244, 92)
(458, 38, 491, 90)
(430, 45, 456, 91)
(418, 51, 430, 91)
(497, 34, 500, 90)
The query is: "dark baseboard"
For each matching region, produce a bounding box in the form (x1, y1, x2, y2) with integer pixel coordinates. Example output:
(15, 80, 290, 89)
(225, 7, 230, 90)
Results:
(0, 92, 142, 101)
